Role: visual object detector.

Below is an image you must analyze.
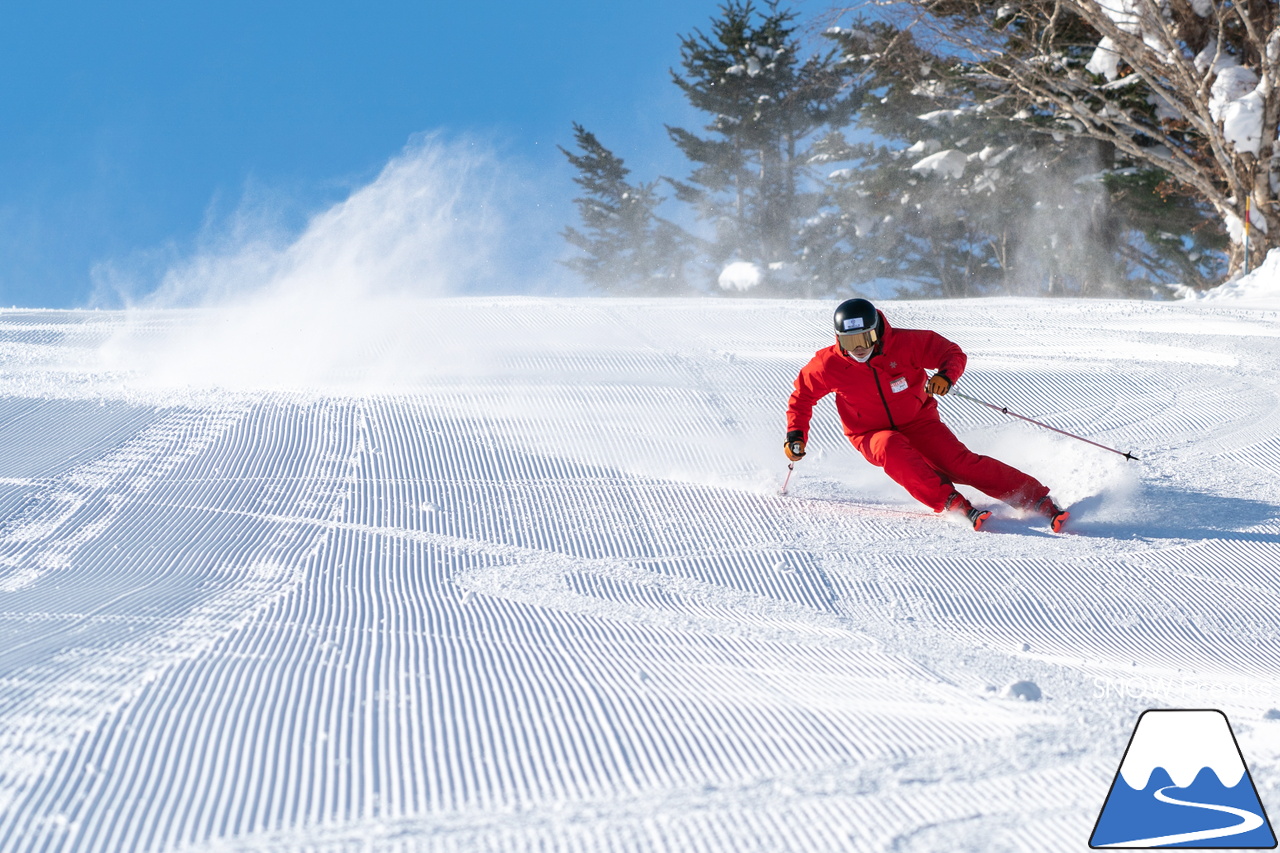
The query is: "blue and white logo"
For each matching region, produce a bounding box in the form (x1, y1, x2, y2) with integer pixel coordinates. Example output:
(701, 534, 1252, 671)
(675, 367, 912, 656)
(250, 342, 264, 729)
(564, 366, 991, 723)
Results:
(1091, 709, 1276, 848)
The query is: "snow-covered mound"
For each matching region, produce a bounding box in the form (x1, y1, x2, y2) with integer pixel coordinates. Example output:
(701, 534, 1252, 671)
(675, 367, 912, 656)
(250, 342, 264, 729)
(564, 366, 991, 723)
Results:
(718, 261, 763, 292)
(0, 296, 1277, 852)
(1191, 245, 1280, 304)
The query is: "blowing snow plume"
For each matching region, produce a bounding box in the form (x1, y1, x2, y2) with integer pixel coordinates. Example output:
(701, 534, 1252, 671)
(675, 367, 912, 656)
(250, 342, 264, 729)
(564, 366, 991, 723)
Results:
(101, 136, 549, 392)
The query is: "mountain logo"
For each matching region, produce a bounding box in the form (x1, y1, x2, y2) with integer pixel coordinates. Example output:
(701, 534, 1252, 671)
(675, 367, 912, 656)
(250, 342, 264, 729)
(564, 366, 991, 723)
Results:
(1090, 709, 1277, 848)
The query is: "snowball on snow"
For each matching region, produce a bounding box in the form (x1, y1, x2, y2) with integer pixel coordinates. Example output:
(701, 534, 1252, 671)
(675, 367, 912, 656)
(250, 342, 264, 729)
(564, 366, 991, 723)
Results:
(1002, 680, 1042, 701)
(718, 261, 762, 292)
(911, 149, 968, 179)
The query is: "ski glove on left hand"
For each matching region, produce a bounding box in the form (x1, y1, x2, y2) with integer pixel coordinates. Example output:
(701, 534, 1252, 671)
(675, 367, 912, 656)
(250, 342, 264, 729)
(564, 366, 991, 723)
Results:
(926, 373, 951, 396)
(784, 430, 806, 461)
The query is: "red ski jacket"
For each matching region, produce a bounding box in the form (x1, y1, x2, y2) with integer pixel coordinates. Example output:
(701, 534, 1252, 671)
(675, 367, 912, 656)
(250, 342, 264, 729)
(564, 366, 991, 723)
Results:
(787, 313, 967, 440)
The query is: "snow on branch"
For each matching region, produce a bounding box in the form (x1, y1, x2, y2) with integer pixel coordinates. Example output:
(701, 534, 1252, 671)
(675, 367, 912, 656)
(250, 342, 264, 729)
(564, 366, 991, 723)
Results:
(849, 0, 1278, 272)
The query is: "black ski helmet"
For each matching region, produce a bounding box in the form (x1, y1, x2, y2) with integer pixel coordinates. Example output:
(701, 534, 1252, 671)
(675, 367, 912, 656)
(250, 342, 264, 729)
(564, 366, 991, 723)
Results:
(833, 298, 880, 348)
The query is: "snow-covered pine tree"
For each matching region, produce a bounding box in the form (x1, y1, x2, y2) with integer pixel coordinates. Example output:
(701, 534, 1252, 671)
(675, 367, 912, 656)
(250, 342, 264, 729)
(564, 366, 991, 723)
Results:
(666, 1, 860, 295)
(812, 130, 1032, 297)
(559, 124, 693, 294)
(816, 23, 1050, 296)
(823, 16, 1225, 293)
(845, 0, 1276, 278)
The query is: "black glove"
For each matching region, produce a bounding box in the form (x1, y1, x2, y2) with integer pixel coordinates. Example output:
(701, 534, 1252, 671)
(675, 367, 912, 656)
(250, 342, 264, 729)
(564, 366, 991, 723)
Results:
(784, 429, 806, 461)
(926, 372, 951, 396)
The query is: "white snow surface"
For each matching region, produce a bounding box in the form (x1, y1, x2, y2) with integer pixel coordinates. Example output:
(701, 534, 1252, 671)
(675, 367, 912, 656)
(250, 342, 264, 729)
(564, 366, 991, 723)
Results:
(1190, 246, 1280, 303)
(0, 291, 1279, 851)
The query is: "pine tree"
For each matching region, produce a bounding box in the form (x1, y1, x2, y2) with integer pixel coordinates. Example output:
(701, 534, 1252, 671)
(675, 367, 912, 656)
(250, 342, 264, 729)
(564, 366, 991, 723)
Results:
(821, 20, 1223, 295)
(666, 1, 861, 295)
(559, 124, 693, 294)
(833, 0, 1271, 279)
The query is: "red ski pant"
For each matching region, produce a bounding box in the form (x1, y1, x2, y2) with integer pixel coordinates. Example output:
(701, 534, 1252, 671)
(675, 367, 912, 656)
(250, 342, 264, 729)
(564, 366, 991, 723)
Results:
(848, 414, 1049, 513)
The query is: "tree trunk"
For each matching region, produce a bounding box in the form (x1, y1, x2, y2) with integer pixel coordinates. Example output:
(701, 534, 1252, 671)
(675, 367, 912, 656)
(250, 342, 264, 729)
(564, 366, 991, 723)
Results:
(1223, 170, 1280, 278)
(1237, 207, 1280, 276)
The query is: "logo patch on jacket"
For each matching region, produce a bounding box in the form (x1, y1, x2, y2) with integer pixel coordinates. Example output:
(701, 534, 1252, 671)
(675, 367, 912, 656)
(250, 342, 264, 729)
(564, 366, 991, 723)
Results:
(890, 376, 908, 393)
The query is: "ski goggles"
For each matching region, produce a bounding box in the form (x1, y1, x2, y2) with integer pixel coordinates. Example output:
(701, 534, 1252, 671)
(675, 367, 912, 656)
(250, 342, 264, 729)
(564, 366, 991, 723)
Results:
(837, 328, 879, 350)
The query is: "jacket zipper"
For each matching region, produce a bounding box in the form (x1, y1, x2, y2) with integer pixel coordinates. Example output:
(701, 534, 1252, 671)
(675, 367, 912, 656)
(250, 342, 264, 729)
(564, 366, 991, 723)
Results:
(867, 358, 897, 430)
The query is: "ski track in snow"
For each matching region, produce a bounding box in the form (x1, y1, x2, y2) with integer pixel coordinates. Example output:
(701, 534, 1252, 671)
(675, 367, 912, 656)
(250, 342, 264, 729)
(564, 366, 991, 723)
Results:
(0, 299, 1275, 851)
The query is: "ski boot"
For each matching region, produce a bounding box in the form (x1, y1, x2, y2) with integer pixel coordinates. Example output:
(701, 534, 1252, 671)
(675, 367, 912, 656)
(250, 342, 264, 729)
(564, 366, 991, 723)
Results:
(945, 491, 991, 531)
(1036, 496, 1070, 533)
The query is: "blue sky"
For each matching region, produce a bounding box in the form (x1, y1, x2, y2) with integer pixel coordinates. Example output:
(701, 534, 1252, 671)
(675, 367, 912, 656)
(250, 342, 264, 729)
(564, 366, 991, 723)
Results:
(0, 0, 762, 308)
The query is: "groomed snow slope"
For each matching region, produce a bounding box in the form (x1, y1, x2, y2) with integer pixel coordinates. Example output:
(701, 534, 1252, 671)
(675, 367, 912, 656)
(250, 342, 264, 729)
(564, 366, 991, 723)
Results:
(0, 294, 1277, 852)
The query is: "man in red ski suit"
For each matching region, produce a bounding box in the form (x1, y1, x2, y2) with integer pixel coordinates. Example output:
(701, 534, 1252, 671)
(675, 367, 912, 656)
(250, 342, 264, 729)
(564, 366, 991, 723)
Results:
(784, 298, 1068, 531)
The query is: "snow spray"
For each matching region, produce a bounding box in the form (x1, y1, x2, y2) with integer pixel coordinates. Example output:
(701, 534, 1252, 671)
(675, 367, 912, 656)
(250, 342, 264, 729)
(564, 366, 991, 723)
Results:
(97, 134, 558, 392)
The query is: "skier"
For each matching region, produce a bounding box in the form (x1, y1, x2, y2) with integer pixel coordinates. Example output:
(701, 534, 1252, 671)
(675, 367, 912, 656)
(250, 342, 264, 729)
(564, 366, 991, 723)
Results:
(784, 298, 1069, 531)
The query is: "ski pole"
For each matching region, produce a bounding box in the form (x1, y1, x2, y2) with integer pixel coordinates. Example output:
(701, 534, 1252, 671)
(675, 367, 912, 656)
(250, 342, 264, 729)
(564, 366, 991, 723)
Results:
(780, 462, 795, 495)
(1245, 195, 1252, 275)
(949, 390, 1140, 461)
